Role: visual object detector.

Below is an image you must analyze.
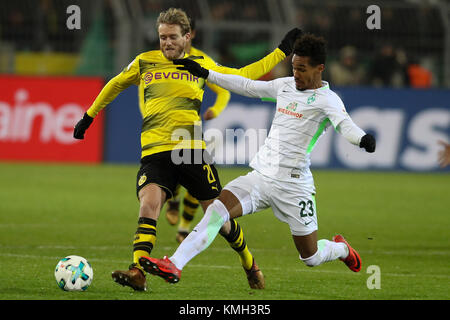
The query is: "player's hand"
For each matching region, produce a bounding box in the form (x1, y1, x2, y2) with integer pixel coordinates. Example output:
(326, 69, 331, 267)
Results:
(359, 134, 376, 153)
(73, 112, 94, 139)
(173, 59, 209, 79)
(278, 28, 303, 56)
(203, 108, 216, 121)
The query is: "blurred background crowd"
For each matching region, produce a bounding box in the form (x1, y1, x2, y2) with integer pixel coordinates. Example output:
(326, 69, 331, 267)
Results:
(0, 0, 448, 88)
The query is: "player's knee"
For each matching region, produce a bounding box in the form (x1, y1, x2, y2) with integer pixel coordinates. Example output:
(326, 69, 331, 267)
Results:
(300, 251, 321, 267)
(218, 190, 243, 218)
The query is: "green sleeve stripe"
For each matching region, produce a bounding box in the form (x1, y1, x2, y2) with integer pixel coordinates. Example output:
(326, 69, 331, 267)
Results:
(261, 97, 277, 103)
(306, 118, 330, 154)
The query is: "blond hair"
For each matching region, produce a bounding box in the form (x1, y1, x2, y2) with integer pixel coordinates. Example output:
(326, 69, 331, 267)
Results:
(156, 8, 191, 35)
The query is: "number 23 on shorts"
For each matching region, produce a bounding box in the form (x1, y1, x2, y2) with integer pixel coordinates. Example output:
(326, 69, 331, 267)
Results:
(299, 194, 316, 218)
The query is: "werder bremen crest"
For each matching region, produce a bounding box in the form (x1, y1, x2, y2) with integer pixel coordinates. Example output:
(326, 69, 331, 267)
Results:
(307, 92, 316, 105)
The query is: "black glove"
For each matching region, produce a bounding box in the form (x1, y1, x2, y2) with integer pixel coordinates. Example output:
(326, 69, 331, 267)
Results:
(278, 28, 303, 56)
(73, 112, 94, 139)
(173, 58, 209, 79)
(360, 134, 376, 153)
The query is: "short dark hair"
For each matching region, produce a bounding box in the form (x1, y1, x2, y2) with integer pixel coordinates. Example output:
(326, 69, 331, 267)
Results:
(293, 34, 327, 66)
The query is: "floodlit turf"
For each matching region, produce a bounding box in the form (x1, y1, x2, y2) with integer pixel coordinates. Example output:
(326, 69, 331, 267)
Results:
(0, 162, 448, 300)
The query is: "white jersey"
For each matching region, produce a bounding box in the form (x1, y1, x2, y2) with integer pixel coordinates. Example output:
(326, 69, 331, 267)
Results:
(207, 71, 366, 181)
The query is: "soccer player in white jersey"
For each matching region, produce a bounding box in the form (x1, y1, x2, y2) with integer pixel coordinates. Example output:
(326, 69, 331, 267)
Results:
(139, 34, 376, 284)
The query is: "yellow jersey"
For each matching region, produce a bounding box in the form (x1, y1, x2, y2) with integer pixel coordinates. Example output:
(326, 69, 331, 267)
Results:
(87, 48, 285, 159)
(137, 47, 231, 122)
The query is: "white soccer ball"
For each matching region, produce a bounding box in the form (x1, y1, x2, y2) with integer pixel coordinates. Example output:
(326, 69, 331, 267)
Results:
(55, 255, 93, 291)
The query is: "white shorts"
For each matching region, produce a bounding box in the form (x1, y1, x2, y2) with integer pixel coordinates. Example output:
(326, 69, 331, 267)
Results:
(224, 169, 317, 236)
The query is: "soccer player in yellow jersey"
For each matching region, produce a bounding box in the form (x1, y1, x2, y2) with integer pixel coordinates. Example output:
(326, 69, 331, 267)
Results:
(146, 18, 233, 243)
(73, 7, 301, 291)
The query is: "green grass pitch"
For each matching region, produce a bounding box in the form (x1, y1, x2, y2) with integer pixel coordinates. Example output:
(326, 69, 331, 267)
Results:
(0, 162, 448, 300)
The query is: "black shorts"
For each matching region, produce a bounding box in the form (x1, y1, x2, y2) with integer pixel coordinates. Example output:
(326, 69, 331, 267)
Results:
(136, 150, 222, 201)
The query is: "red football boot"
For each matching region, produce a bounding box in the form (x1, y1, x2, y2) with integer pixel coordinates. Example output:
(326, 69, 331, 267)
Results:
(332, 235, 362, 272)
(139, 256, 181, 283)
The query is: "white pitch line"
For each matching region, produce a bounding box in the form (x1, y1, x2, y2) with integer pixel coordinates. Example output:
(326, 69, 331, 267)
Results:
(0, 252, 448, 279)
(1, 244, 449, 257)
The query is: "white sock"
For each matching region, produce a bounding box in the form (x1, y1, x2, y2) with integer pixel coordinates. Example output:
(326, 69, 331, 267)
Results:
(170, 200, 230, 270)
(301, 239, 348, 267)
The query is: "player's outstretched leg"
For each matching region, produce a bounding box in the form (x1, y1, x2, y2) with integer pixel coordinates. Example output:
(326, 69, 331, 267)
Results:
(333, 235, 361, 272)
